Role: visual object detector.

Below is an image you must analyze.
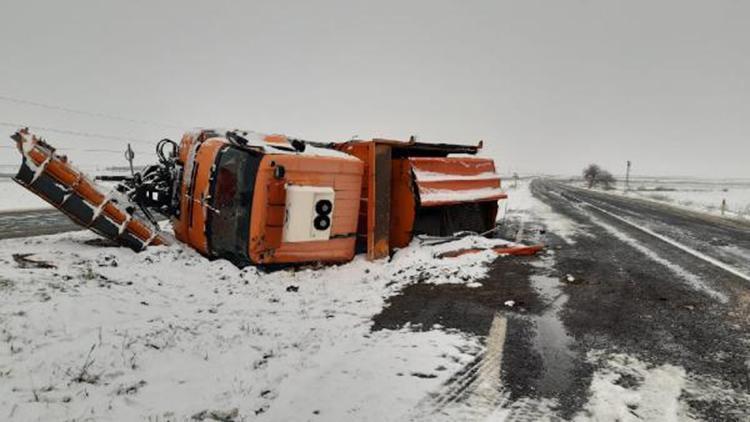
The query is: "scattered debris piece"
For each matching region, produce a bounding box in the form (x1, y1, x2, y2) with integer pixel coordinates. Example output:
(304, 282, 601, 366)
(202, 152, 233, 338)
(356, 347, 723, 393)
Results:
(562, 273, 584, 284)
(504, 300, 516, 307)
(410, 372, 438, 379)
(12, 253, 56, 269)
(190, 408, 239, 421)
(437, 243, 543, 258)
(115, 380, 146, 395)
(70, 344, 100, 384)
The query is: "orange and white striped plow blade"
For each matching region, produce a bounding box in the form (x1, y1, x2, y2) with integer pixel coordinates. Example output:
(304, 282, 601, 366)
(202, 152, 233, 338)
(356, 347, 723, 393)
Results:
(10, 129, 169, 250)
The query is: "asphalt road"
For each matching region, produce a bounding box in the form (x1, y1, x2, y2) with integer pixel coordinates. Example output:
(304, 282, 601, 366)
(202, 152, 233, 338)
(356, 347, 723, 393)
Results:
(0, 208, 81, 240)
(375, 179, 750, 420)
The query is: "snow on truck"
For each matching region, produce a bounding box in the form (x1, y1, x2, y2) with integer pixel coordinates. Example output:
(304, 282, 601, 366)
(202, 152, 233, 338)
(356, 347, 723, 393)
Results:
(10, 128, 540, 267)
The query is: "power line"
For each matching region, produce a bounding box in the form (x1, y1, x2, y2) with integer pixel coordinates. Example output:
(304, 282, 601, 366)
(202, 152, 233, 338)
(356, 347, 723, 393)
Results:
(0, 121, 154, 145)
(0, 93, 183, 129)
(0, 144, 151, 154)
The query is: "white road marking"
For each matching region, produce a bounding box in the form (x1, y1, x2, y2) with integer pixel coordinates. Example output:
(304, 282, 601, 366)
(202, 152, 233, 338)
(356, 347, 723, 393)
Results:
(416, 313, 509, 420)
(473, 313, 506, 398)
(578, 194, 750, 283)
(583, 207, 727, 302)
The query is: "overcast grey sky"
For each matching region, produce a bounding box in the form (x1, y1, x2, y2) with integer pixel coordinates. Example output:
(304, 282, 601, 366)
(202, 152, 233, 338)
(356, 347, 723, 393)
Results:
(1, 0, 748, 177)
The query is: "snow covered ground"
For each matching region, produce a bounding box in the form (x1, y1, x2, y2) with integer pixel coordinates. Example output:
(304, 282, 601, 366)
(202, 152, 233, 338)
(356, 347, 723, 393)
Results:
(0, 229, 506, 421)
(573, 351, 750, 422)
(498, 178, 588, 244)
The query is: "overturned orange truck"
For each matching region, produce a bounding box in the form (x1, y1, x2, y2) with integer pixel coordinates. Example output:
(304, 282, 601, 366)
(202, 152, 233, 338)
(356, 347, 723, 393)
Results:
(12, 128, 534, 267)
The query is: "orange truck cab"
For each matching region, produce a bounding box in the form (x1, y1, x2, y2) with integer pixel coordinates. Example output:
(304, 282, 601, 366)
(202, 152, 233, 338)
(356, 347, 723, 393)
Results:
(171, 129, 363, 266)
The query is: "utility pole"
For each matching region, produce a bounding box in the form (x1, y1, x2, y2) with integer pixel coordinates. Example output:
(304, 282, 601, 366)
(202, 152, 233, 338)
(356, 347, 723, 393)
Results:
(625, 160, 632, 191)
(124, 143, 135, 176)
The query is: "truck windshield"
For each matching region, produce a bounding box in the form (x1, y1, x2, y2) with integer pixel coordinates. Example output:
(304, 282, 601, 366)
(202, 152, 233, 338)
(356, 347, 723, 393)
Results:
(207, 146, 261, 266)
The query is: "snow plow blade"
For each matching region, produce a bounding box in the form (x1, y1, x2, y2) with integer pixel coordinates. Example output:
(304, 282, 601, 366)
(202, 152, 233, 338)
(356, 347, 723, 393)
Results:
(10, 129, 168, 250)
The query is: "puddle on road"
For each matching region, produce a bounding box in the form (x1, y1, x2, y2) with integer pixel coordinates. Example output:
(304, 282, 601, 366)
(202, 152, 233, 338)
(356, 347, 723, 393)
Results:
(529, 264, 561, 301)
(528, 254, 577, 396)
(530, 291, 576, 395)
(372, 250, 580, 406)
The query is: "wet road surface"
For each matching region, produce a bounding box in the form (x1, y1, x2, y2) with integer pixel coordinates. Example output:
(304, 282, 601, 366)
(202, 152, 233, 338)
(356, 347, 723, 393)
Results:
(0, 208, 81, 240)
(374, 179, 750, 420)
